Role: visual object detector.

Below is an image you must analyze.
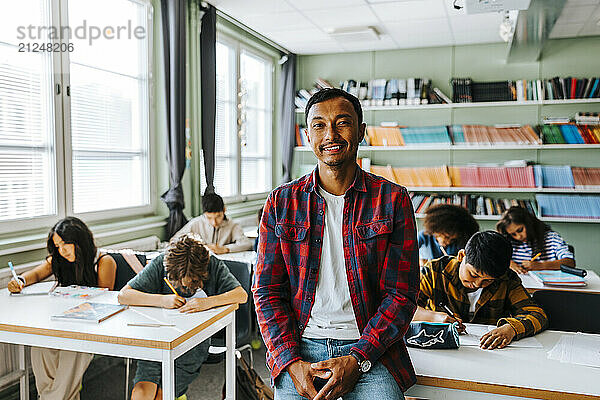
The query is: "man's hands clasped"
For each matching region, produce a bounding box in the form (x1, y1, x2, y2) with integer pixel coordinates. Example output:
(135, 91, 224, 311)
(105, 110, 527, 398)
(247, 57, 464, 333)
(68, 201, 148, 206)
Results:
(286, 355, 361, 400)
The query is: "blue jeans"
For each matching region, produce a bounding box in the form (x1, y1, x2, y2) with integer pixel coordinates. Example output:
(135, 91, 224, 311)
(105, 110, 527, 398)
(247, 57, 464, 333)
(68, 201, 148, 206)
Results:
(274, 338, 405, 400)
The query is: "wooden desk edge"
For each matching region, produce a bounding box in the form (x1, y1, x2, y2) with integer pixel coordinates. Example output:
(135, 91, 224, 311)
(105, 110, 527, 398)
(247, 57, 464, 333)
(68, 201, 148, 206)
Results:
(171, 303, 238, 349)
(0, 303, 239, 351)
(416, 375, 600, 400)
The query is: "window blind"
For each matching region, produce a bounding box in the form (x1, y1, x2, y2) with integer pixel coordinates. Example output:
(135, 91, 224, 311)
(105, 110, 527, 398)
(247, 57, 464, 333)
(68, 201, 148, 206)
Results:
(0, 0, 57, 222)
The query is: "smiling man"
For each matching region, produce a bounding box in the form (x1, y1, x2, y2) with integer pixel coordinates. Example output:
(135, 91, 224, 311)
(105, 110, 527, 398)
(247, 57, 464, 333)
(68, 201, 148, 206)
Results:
(414, 230, 548, 349)
(253, 88, 419, 400)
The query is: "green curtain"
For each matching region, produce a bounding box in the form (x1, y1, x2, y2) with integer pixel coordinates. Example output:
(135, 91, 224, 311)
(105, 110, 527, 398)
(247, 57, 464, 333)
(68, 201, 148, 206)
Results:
(186, 0, 203, 216)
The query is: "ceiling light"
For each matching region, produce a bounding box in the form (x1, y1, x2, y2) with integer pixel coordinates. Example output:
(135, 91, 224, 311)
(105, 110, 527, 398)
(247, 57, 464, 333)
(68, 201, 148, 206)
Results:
(327, 26, 380, 42)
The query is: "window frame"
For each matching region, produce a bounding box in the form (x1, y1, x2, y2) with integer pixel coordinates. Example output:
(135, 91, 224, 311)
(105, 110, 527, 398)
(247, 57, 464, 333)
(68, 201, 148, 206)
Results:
(214, 32, 275, 204)
(0, 0, 155, 234)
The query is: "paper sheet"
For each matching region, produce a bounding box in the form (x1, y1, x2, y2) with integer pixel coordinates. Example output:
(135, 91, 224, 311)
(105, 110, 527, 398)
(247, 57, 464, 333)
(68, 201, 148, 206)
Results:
(460, 323, 543, 348)
(548, 333, 600, 368)
(10, 281, 57, 296)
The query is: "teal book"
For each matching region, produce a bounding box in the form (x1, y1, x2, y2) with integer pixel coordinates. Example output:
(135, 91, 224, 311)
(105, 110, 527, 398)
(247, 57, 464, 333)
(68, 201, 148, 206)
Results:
(51, 302, 127, 323)
(529, 271, 586, 287)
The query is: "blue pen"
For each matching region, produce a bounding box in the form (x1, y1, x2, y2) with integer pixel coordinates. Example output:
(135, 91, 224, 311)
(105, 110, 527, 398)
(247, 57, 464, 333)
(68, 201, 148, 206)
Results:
(8, 261, 20, 283)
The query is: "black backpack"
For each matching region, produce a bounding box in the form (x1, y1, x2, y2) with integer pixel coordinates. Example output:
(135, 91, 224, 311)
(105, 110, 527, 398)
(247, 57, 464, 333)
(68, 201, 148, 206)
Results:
(222, 354, 273, 400)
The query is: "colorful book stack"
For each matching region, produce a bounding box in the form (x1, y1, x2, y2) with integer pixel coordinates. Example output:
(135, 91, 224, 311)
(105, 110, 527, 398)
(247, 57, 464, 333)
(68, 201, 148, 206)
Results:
(536, 194, 600, 219)
(365, 125, 541, 146)
(295, 78, 453, 109)
(540, 123, 600, 144)
(450, 77, 600, 103)
(410, 193, 537, 217)
(368, 163, 599, 190)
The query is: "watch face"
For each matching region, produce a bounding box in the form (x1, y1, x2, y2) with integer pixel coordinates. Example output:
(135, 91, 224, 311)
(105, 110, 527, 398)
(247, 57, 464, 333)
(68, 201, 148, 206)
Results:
(361, 360, 372, 373)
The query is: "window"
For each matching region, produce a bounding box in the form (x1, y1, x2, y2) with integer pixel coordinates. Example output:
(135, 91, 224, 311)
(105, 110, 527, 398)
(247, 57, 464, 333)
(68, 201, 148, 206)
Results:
(67, 0, 150, 214)
(0, 0, 152, 231)
(213, 37, 273, 200)
(0, 0, 57, 224)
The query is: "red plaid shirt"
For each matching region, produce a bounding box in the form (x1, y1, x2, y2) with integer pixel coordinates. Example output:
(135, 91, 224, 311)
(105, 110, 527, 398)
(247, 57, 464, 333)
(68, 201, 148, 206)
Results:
(252, 166, 419, 391)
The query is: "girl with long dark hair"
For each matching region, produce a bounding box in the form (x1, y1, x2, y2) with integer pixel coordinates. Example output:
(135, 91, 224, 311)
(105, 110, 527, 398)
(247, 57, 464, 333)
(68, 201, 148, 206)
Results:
(7, 217, 117, 400)
(496, 206, 575, 273)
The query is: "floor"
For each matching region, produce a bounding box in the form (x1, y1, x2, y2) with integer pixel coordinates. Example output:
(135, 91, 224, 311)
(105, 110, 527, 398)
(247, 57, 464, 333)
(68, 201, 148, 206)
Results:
(78, 346, 271, 400)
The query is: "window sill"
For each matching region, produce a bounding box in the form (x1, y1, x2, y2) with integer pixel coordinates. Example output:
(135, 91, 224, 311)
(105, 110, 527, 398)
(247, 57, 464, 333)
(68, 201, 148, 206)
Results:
(0, 215, 167, 257)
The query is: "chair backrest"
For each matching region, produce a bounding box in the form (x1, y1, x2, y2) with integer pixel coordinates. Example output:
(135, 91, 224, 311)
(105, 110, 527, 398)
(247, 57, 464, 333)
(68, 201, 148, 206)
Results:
(533, 290, 600, 334)
(208, 258, 254, 347)
(106, 252, 148, 291)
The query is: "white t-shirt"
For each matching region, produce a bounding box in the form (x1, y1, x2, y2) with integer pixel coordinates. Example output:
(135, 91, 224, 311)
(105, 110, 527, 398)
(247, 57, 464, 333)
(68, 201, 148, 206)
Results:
(467, 288, 483, 318)
(302, 186, 361, 340)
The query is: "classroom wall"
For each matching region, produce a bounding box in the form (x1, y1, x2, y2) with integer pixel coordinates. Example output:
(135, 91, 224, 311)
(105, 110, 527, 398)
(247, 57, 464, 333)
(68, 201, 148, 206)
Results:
(295, 37, 600, 272)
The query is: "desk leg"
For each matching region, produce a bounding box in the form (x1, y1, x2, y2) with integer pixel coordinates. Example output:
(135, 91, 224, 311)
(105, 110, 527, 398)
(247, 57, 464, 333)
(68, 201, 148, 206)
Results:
(18, 345, 29, 400)
(162, 351, 175, 400)
(225, 315, 236, 400)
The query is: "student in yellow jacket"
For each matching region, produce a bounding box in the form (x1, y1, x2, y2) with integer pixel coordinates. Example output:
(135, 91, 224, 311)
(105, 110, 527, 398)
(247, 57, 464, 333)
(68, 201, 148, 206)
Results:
(414, 231, 547, 350)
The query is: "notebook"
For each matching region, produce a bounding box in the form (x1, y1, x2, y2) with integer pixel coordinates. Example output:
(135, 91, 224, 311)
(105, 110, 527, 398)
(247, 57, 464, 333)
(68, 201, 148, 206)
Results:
(50, 285, 109, 299)
(529, 271, 587, 287)
(51, 302, 127, 323)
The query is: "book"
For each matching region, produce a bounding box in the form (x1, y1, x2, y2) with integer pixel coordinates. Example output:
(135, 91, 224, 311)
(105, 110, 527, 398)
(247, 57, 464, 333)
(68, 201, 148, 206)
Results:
(51, 302, 127, 323)
(529, 271, 587, 287)
(50, 285, 109, 299)
(9, 281, 57, 296)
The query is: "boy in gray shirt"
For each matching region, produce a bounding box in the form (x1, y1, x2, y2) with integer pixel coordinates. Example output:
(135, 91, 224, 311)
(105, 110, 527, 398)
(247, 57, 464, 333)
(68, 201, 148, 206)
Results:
(118, 234, 247, 400)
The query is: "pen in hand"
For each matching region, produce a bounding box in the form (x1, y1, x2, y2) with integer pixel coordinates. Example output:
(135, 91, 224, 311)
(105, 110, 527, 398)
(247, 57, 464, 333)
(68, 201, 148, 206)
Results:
(439, 302, 466, 334)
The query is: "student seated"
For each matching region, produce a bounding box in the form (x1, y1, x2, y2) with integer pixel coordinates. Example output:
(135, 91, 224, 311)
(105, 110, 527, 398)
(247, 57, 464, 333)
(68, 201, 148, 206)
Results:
(414, 231, 547, 349)
(7, 217, 117, 400)
(173, 193, 252, 254)
(496, 206, 575, 273)
(418, 204, 479, 266)
(117, 234, 247, 400)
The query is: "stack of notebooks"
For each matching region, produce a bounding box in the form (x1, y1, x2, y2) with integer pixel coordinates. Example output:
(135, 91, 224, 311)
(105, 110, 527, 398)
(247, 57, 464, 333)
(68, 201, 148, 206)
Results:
(410, 193, 537, 217)
(572, 167, 600, 189)
(536, 194, 600, 219)
(529, 271, 586, 287)
(370, 165, 452, 187)
(533, 165, 575, 188)
(575, 112, 600, 124)
(451, 165, 536, 188)
(457, 125, 541, 145)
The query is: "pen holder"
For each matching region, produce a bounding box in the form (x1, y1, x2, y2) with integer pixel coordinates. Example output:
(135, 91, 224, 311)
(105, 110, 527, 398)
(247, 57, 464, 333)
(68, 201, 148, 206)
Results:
(560, 264, 587, 277)
(404, 321, 460, 349)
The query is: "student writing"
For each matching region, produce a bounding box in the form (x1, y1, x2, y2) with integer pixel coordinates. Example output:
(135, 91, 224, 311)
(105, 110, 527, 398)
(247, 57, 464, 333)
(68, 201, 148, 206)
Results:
(172, 193, 252, 254)
(414, 231, 548, 349)
(496, 206, 575, 273)
(7, 217, 117, 400)
(117, 234, 247, 400)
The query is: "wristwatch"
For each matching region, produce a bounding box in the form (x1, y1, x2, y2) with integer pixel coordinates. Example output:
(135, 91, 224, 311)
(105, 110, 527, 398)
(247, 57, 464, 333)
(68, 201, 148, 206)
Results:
(349, 350, 372, 373)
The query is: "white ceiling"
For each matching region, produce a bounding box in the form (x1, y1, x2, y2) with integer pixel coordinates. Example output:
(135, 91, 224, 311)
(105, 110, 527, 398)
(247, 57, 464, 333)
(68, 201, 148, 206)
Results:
(210, 0, 600, 55)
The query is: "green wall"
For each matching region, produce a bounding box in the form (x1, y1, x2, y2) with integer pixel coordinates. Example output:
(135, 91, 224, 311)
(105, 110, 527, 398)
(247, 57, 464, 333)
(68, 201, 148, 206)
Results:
(295, 37, 600, 272)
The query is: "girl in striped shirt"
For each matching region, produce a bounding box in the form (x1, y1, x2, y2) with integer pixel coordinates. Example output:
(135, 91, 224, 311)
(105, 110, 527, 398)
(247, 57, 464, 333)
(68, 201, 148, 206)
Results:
(496, 206, 575, 274)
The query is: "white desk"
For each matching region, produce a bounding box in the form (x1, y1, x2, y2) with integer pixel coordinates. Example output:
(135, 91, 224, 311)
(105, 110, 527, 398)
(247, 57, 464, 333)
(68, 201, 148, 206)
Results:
(519, 270, 600, 294)
(216, 250, 257, 267)
(406, 328, 600, 400)
(0, 288, 237, 400)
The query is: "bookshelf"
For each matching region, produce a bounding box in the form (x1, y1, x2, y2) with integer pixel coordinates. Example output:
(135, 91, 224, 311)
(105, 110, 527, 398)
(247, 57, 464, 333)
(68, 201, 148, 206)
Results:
(295, 98, 600, 113)
(294, 37, 600, 270)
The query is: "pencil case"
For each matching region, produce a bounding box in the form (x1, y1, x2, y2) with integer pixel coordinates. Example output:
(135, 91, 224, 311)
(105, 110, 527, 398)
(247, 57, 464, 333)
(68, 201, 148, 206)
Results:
(560, 264, 587, 277)
(404, 321, 460, 349)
